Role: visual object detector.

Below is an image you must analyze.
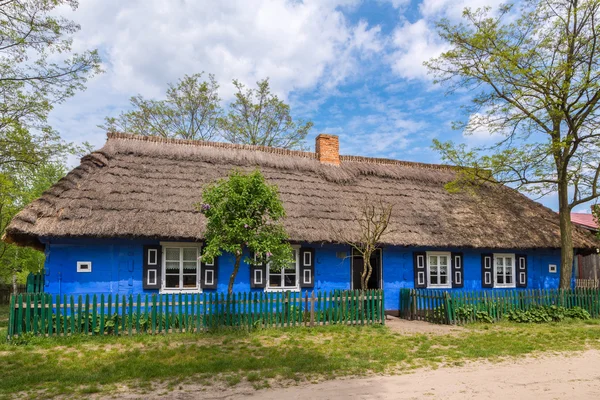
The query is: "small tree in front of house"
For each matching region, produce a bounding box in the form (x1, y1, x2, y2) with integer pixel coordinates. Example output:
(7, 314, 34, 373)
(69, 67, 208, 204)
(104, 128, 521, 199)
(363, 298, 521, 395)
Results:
(335, 199, 394, 290)
(196, 169, 293, 294)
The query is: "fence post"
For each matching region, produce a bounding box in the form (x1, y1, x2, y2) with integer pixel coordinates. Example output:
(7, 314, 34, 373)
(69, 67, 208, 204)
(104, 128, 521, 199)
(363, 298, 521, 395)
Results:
(444, 292, 452, 324)
(310, 291, 316, 327)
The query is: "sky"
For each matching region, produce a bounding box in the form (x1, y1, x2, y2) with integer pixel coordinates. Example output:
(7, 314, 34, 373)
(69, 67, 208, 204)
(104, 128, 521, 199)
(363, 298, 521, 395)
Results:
(48, 0, 593, 213)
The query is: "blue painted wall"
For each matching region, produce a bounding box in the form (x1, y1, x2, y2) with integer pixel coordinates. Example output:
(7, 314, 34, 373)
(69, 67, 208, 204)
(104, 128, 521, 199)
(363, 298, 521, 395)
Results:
(41, 238, 563, 311)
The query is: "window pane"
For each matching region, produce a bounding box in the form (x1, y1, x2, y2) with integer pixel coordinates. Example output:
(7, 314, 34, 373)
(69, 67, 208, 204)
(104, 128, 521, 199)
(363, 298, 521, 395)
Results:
(284, 274, 296, 287)
(497, 266, 504, 275)
(165, 261, 179, 274)
(497, 275, 504, 284)
(497, 257, 503, 267)
(269, 274, 282, 287)
(182, 275, 196, 287)
(165, 248, 180, 261)
(440, 256, 448, 266)
(429, 255, 438, 266)
(183, 247, 197, 261)
(430, 275, 438, 285)
(284, 265, 296, 273)
(183, 262, 197, 274)
(440, 275, 447, 285)
(165, 275, 179, 288)
(440, 264, 447, 275)
(506, 275, 512, 284)
(505, 257, 513, 267)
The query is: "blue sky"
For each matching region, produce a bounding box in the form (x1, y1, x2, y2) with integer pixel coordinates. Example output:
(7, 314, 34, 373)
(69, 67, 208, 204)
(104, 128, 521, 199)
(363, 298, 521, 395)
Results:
(48, 0, 593, 213)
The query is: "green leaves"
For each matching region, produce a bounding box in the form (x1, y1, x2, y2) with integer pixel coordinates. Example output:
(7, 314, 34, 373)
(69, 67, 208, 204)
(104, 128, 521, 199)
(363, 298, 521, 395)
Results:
(100, 73, 222, 141)
(220, 79, 313, 150)
(100, 76, 313, 150)
(195, 170, 293, 292)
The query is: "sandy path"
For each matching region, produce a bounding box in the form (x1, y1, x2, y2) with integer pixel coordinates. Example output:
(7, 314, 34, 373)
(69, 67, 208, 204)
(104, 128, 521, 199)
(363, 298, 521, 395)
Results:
(155, 350, 600, 400)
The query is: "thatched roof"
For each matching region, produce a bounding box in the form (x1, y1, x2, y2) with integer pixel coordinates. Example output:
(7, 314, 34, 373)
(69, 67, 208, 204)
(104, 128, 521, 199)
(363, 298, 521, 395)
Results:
(4, 132, 598, 251)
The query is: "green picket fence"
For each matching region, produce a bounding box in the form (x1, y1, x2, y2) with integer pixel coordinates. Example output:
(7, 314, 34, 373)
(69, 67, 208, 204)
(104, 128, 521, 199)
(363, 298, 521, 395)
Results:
(26, 271, 45, 293)
(399, 288, 600, 325)
(7, 290, 384, 338)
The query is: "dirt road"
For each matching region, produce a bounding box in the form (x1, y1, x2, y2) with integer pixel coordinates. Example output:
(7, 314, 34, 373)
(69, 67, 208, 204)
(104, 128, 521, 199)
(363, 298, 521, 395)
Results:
(163, 350, 600, 400)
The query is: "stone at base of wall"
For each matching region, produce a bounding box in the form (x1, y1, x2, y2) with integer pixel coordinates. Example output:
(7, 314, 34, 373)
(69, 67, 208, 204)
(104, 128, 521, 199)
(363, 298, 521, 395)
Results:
(385, 310, 400, 317)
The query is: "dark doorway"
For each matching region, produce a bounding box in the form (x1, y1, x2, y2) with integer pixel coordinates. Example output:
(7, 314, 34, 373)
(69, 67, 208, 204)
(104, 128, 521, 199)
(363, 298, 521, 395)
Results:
(351, 249, 382, 290)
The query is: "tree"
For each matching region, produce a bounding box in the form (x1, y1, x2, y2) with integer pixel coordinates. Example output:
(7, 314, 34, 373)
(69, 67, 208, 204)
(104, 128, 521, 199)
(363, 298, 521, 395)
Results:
(219, 79, 313, 150)
(1, 0, 102, 169)
(593, 205, 600, 239)
(196, 169, 293, 294)
(0, 160, 66, 289)
(426, 0, 600, 288)
(334, 199, 393, 290)
(100, 73, 222, 141)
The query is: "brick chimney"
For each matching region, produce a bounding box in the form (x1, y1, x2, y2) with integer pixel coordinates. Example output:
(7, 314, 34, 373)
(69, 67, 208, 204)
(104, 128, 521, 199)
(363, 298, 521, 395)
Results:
(315, 134, 340, 166)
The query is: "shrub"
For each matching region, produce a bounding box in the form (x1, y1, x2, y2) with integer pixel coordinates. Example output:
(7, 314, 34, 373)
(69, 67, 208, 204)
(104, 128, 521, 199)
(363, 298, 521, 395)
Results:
(506, 306, 591, 323)
(454, 306, 494, 323)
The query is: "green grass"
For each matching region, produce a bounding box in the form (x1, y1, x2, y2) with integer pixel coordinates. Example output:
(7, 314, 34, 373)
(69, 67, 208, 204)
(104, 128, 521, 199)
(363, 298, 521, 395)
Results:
(0, 305, 599, 398)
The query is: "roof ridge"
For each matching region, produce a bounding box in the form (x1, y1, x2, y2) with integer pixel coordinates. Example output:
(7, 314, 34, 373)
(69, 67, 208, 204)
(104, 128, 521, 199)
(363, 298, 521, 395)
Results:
(106, 132, 317, 159)
(106, 132, 457, 171)
(339, 155, 458, 170)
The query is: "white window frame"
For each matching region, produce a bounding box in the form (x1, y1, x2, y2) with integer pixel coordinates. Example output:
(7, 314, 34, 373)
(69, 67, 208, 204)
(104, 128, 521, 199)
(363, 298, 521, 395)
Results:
(426, 252, 452, 289)
(493, 253, 516, 288)
(77, 261, 92, 273)
(147, 269, 157, 285)
(266, 245, 300, 292)
(147, 249, 158, 266)
(160, 242, 202, 293)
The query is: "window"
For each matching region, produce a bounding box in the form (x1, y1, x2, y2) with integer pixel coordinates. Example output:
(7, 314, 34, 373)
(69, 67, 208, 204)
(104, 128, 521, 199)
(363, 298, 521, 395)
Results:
(494, 254, 515, 288)
(147, 269, 157, 285)
(426, 252, 451, 288)
(267, 246, 299, 291)
(77, 261, 92, 273)
(162, 244, 200, 292)
(147, 249, 158, 265)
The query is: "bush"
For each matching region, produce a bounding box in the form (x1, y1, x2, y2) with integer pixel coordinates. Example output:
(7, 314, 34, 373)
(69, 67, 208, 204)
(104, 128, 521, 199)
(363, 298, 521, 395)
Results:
(454, 306, 494, 323)
(506, 306, 591, 323)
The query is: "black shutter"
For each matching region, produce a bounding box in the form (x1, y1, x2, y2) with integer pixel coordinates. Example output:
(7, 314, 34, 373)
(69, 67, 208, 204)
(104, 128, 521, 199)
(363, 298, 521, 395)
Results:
(143, 245, 161, 290)
(201, 256, 218, 290)
(250, 253, 266, 289)
(299, 247, 315, 288)
(516, 254, 528, 288)
(413, 252, 427, 289)
(451, 252, 464, 288)
(481, 253, 493, 288)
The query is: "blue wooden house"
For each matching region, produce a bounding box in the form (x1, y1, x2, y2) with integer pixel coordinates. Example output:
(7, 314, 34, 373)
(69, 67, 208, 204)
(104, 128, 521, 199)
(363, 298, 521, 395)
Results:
(3, 133, 598, 314)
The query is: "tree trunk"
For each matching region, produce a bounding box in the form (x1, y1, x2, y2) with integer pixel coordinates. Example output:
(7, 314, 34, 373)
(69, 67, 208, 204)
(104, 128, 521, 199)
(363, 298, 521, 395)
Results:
(228, 253, 242, 294)
(12, 272, 17, 295)
(361, 250, 372, 291)
(363, 258, 373, 291)
(558, 181, 574, 289)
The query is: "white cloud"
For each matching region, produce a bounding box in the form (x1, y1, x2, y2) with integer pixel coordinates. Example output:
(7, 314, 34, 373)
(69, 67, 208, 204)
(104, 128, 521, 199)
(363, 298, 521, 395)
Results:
(389, 19, 448, 80)
(389, 0, 508, 80)
(47, 0, 386, 153)
(57, 0, 384, 99)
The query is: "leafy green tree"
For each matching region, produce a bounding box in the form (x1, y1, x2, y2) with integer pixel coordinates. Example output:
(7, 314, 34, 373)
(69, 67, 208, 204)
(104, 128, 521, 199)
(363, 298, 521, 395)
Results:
(0, 0, 99, 291)
(426, 0, 600, 288)
(100, 73, 222, 141)
(219, 78, 313, 150)
(196, 170, 293, 294)
(1, 0, 102, 169)
(1, 160, 66, 289)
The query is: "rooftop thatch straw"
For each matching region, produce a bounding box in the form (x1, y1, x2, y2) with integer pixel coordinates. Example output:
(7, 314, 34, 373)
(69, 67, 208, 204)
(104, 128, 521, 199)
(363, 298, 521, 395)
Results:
(3, 132, 598, 251)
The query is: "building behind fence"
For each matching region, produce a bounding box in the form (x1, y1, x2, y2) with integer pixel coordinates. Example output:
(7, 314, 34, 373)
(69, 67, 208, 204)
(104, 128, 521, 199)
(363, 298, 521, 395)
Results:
(8, 289, 385, 339)
(400, 288, 600, 324)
